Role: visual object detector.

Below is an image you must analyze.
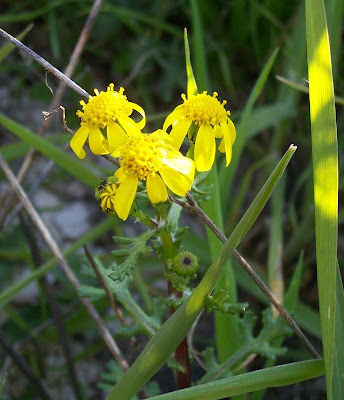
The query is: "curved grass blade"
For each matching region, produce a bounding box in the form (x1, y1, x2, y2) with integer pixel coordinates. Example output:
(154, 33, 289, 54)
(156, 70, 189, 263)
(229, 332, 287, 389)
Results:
(305, 0, 339, 396)
(147, 359, 324, 400)
(0, 113, 99, 187)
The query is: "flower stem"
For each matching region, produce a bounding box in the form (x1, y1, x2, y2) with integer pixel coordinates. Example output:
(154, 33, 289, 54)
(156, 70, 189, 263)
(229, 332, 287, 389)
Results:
(160, 229, 192, 388)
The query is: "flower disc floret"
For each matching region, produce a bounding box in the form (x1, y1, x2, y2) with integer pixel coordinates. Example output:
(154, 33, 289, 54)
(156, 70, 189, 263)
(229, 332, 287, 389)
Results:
(163, 91, 236, 172)
(119, 132, 166, 180)
(70, 83, 145, 159)
(112, 130, 195, 220)
(180, 92, 229, 126)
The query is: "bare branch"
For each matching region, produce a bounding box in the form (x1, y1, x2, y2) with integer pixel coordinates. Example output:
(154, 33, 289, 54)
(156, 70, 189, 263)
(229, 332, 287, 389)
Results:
(169, 193, 320, 359)
(0, 154, 129, 371)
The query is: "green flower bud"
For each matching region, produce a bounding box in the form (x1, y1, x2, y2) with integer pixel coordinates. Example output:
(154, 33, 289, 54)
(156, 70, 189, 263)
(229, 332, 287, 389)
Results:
(173, 251, 198, 277)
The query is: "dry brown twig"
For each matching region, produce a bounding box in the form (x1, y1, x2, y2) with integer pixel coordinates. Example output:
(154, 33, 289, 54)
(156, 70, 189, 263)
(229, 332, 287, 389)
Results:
(169, 193, 320, 359)
(0, 154, 129, 372)
(0, 0, 103, 226)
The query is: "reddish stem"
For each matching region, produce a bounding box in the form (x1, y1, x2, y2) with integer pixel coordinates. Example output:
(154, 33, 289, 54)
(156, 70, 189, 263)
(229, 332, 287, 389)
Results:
(168, 282, 192, 388)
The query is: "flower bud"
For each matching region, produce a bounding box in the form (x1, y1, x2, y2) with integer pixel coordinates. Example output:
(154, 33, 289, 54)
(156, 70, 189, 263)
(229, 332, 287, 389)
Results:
(173, 251, 198, 277)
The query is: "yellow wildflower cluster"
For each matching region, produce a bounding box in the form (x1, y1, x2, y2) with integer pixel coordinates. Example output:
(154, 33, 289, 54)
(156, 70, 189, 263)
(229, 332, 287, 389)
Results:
(70, 84, 236, 220)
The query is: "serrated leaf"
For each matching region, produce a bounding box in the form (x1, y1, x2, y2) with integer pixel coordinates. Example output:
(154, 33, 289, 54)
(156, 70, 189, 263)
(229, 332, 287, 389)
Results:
(110, 230, 156, 280)
(205, 289, 248, 315)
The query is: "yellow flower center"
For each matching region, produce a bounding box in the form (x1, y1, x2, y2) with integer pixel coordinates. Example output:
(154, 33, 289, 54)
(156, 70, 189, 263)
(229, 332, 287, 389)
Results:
(119, 132, 167, 180)
(99, 183, 118, 212)
(180, 91, 230, 126)
(76, 84, 131, 129)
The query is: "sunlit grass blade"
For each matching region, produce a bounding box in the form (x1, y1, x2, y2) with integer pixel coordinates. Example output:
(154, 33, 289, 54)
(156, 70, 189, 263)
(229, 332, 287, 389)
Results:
(106, 145, 296, 400)
(219, 48, 279, 204)
(0, 113, 99, 187)
(305, 0, 339, 397)
(146, 359, 324, 400)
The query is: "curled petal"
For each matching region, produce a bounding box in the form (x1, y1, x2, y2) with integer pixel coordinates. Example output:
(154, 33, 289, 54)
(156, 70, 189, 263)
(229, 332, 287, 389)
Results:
(194, 124, 216, 172)
(159, 165, 192, 197)
(169, 118, 192, 150)
(164, 153, 195, 183)
(70, 125, 89, 159)
(146, 174, 168, 203)
(114, 175, 138, 220)
(220, 122, 233, 166)
(118, 116, 141, 136)
(163, 109, 184, 132)
(107, 121, 128, 152)
(129, 102, 146, 130)
(227, 117, 237, 144)
(89, 128, 110, 155)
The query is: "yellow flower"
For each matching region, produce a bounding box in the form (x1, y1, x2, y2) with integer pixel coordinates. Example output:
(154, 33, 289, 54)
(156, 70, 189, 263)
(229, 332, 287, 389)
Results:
(112, 130, 195, 220)
(70, 83, 145, 159)
(163, 91, 236, 172)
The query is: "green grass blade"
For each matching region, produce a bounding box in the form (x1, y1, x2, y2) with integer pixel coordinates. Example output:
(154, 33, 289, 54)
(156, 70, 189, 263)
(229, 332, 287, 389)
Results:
(106, 145, 296, 400)
(332, 264, 344, 397)
(0, 113, 99, 187)
(0, 219, 113, 308)
(189, 0, 240, 362)
(147, 360, 324, 400)
(0, 23, 33, 63)
(305, 0, 338, 396)
(219, 48, 279, 203)
(276, 76, 344, 106)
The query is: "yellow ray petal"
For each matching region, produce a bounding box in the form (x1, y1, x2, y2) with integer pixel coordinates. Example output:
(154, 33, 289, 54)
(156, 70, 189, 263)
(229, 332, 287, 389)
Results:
(114, 175, 138, 220)
(164, 153, 195, 182)
(214, 124, 223, 138)
(163, 109, 184, 132)
(128, 102, 146, 130)
(118, 116, 141, 136)
(218, 138, 225, 153)
(146, 174, 168, 203)
(194, 124, 216, 172)
(114, 167, 127, 183)
(227, 117, 237, 144)
(220, 122, 233, 166)
(170, 118, 192, 150)
(159, 165, 192, 197)
(89, 128, 110, 155)
(107, 121, 128, 152)
(70, 125, 89, 159)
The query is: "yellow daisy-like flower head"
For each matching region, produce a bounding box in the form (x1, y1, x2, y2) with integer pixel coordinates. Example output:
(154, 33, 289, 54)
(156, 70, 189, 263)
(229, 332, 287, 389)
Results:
(112, 130, 195, 220)
(163, 91, 236, 172)
(70, 83, 145, 159)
